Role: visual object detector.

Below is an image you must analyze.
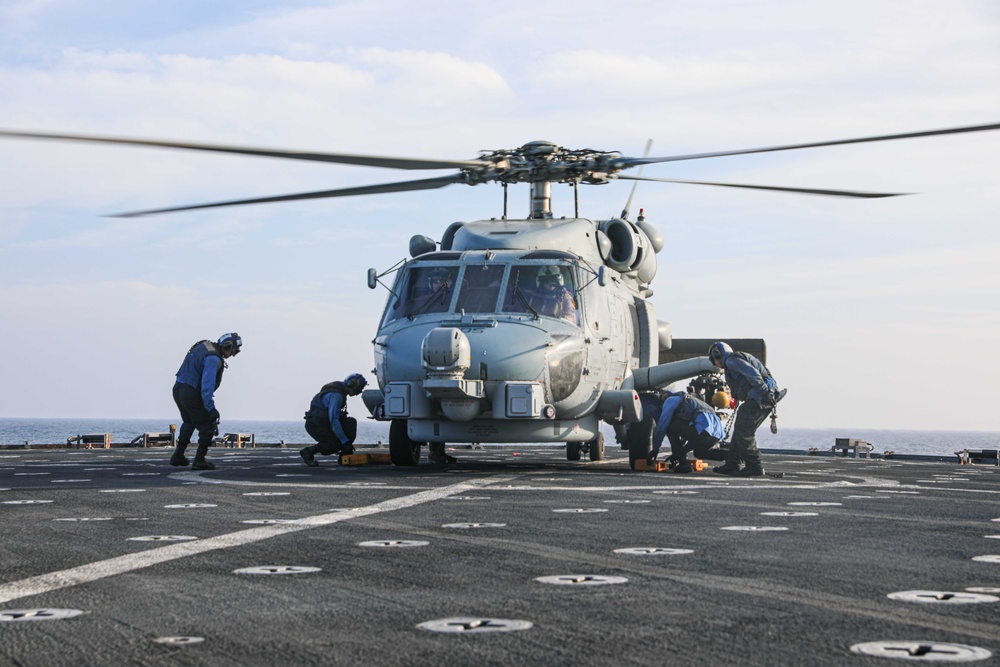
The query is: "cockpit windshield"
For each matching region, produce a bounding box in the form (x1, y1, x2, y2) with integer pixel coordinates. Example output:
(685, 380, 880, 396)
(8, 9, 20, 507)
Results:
(502, 264, 580, 325)
(381, 266, 458, 325)
(381, 262, 581, 327)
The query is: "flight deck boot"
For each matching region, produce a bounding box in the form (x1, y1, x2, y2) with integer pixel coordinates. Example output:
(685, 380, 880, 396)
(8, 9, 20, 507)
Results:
(713, 444, 741, 476)
(191, 442, 215, 471)
(736, 449, 764, 477)
(169, 444, 190, 467)
(299, 445, 319, 467)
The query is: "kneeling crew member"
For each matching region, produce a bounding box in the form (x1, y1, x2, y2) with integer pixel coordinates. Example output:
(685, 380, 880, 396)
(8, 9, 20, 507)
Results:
(650, 390, 726, 473)
(708, 342, 787, 477)
(300, 374, 367, 466)
(171, 332, 242, 471)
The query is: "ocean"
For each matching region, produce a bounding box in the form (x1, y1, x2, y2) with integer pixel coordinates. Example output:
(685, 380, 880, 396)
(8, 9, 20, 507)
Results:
(0, 418, 997, 457)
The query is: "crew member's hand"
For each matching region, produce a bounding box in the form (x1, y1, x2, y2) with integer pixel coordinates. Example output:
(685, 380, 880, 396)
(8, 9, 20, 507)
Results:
(208, 408, 221, 423)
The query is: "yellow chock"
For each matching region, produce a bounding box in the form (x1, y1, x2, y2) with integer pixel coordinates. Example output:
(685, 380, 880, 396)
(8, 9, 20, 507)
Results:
(340, 452, 392, 466)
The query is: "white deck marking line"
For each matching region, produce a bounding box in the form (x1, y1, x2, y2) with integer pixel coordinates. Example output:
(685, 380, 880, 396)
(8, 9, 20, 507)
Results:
(0, 476, 509, 605)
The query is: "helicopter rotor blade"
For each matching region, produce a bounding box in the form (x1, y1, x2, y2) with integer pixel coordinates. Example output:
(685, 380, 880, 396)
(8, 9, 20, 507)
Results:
(621, 138, 653, 219)
(110, 174, 468, 218)
(620, 122, 1000, 168)
(612, 175, 907, 199)
(0, 129, 485, 171)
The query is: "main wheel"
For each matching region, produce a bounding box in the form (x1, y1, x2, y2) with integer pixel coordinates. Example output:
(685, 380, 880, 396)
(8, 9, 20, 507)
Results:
(626, 415, 654, 470)
(389, 419, 421, 466)
(566, 442, 582, 461)
(588, 432, 605, 461)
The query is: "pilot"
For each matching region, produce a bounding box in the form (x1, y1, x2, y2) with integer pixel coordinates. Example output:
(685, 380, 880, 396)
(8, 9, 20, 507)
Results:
(649, 390, 726, 473)
(708, 342, 787, 477)
(416, 267, 453, 314)
(171, 332, 242, 471)
(527, 266, 579, 324)
(299, 373, 367, 466)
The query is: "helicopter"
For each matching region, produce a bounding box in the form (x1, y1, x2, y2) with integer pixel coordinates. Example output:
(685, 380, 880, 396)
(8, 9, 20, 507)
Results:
(2, 121, 998, 468)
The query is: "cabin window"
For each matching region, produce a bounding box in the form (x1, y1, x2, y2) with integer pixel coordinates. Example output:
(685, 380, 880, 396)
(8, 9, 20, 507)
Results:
(454, 265, 505, 314)
(502, 264, 580, 326)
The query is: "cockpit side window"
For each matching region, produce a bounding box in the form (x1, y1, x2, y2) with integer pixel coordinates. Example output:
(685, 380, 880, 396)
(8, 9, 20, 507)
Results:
(454, 264, 505, 314)
(381, 266, 458, 324)
(502, 264, 580, 326)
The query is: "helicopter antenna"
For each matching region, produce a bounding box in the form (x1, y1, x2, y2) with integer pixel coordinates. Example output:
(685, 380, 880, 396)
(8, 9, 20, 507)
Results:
(621, 139, 653, 220)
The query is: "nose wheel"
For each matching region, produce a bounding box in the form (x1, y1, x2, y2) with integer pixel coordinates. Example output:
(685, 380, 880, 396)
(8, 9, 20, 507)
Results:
(389, 419, 422, 466)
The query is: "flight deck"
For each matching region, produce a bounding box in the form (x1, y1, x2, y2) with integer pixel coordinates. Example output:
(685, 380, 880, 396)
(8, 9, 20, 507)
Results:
(1, 446, 998, 666)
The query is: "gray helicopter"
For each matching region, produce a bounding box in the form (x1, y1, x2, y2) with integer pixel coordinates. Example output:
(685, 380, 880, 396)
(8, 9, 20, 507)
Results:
(2, 122, 998, 467)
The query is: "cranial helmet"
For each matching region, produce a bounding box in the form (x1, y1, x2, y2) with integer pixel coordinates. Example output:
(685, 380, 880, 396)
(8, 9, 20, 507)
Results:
(536, 265, 564, 287)
(344, 373, 368, 393)
(707, 341, 732, 366)
(218, 332, 242, 356)
(427, 267, 451, 290)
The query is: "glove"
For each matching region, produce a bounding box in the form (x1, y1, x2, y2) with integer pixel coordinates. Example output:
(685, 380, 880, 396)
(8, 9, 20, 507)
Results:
(208, 408, 221, 423)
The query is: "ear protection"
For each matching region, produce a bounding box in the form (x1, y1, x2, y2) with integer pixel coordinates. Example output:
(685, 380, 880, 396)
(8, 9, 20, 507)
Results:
(218, 332, 242, 355)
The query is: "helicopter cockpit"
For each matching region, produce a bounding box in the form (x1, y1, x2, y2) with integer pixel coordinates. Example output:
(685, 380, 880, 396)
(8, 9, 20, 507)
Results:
(380, 251, 583, 328)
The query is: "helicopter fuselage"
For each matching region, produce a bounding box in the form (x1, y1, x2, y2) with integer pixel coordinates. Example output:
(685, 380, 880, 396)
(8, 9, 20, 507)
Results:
(365, 215, 664, 446)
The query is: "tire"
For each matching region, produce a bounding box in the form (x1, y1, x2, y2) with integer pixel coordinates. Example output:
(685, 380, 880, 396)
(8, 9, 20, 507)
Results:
(626, 414, 654, 470)
(389, 419, 421, 466)
(588, 432, 605, 461)
(566, 442, 582, 461)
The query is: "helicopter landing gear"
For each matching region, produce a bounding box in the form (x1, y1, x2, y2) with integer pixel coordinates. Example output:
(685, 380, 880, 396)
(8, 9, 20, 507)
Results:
(389, 419, 421, 466)
(626, 414, 654, 471)
(566, 442, 582, 461)
(588, 432, 605, 461)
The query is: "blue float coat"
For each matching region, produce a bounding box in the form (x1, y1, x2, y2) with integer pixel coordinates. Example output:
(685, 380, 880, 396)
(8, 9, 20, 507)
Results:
(175, 344, 224, 413)
(722, 352, 778, 407)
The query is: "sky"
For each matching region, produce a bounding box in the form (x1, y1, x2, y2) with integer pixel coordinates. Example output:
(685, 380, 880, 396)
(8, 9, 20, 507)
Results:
(1, 0, 998, 431)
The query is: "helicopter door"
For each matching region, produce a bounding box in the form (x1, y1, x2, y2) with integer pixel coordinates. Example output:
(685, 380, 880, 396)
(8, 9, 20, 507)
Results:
(606, 292, 632, 382)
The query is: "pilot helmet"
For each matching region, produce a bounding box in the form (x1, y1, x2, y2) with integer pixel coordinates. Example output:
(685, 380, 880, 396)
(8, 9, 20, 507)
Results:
(708, 341, 732, 367)
(427, 267, 451, 290)
(217, 332, 242, 356)
(344, 373, 368, 394)
(536, 265, 564, 288)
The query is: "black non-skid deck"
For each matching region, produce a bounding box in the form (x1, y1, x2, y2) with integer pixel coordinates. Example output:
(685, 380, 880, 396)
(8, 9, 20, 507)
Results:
(1, 446, 998, 666)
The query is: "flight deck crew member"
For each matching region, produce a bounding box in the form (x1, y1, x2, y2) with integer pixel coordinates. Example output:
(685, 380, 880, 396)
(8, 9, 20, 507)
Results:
(708, 342, 786, 477)
(649, 391, 726, 473)
(171, 332, 242, 471)
(299, 374, 367, 466)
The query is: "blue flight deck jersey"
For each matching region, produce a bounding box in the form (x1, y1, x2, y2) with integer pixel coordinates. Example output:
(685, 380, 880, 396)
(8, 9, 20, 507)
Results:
(651, 393, 724, 454)
(320, 391, 350, 445)
(175, 342, 224, 413)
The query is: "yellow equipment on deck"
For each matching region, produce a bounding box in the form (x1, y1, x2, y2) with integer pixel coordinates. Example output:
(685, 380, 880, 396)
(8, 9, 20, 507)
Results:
(339, 452, 392, 466)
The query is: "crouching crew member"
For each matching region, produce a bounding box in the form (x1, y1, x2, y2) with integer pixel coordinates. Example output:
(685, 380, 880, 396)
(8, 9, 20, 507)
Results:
(650, 390, 726, 473)
(708, 342, 786, 477)
(171, 332, 242, 471)
(300, 374, 367, 466)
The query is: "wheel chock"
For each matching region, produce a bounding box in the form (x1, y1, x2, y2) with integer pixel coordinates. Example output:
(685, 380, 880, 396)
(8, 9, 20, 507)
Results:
(634, 459, 708, 473)
(340, 452, 392, 466)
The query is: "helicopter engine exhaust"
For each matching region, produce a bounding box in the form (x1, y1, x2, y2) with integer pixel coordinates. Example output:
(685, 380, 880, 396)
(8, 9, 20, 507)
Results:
(421, 327, 483, 422)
